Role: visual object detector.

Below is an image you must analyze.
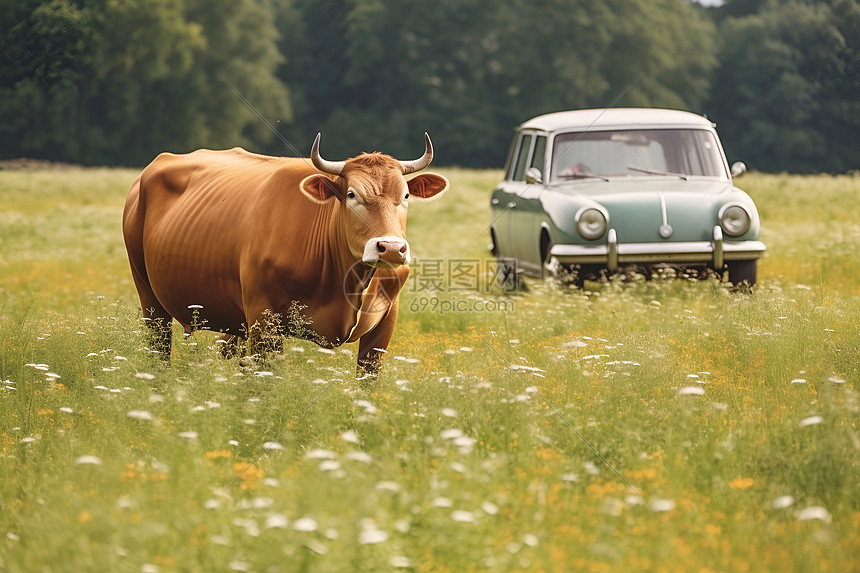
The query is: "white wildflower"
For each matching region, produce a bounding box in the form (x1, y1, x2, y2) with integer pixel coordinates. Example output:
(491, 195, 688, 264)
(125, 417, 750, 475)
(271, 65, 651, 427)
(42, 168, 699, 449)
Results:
(772, 496, 795, 509)
(345, 451, 372, 463)
(796, 506, 831, 523)
(432, 497, 453, 508)
(440, 428, 465, 440)
(264, 514, 289, 529)
(649, 498, 675, 513)
(583, 461, 600, 476)
(358, 520, 388, 545)
(340, 430, 359, 443)
(375, 481, 401, 492)
(318, 460, 341, 472)
(353, 399, 377, 414)
(203, 499, 222, 510)
(449, 461, 467, 473)
(451, 510, 476, 523)
(799, 416, 823, 427)
(292, 516, 319, 532)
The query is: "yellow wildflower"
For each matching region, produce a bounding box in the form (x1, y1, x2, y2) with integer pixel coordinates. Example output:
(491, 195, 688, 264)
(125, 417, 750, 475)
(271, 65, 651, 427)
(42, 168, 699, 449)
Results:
(729, 477, 755, 490)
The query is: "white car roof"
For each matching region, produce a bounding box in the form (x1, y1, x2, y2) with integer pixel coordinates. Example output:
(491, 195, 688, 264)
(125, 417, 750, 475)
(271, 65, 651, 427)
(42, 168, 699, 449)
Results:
(519, 108, 716, 132)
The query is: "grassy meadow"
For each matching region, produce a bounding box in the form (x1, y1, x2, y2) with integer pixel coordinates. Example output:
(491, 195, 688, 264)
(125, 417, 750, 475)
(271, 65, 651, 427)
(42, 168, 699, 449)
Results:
(1, 165, 859, 572)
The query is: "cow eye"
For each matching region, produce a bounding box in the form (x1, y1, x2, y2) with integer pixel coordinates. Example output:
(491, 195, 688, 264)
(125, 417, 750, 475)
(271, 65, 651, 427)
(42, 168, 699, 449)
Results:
(346, 191, 356, 199)
(404, 192, 410, 201)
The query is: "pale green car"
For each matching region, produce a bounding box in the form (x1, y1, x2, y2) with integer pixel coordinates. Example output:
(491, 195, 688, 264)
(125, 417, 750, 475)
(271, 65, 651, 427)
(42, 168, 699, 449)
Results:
(489, 108, 766, 286)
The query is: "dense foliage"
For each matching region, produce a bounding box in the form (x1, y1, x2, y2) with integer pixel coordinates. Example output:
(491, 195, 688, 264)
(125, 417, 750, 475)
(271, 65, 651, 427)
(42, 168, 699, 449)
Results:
(0, 0, 857, 171)
(0, 0, 288, 166)
(708, 0, 860, 172)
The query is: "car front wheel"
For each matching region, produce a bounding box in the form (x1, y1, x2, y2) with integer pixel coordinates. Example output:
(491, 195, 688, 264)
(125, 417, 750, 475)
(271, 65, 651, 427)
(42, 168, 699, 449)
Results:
(726, 260, 757, 286)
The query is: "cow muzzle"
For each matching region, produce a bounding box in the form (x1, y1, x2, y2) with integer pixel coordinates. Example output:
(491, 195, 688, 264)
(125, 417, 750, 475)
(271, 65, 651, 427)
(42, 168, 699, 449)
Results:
(362, 236, 410, 267)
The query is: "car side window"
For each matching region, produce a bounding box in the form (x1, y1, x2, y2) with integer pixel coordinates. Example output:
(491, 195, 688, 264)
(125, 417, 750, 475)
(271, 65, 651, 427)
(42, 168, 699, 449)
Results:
(530, 136, 546, 177)
(511, 134, 533, 181)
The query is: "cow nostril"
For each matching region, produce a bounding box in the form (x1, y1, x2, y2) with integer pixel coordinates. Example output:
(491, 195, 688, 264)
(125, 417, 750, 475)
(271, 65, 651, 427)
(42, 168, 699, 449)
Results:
(377, 242, 386, 253)
(399, 244, 407, 254)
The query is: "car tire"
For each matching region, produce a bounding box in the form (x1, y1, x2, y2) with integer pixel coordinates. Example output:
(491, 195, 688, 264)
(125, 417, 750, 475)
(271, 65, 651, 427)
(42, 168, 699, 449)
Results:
(726, 260, 757, 286)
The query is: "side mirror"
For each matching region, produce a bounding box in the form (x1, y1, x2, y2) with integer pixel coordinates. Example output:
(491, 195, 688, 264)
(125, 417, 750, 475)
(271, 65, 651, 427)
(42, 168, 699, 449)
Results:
(730, 161, 747, 178)
(525, 167, 543, 184)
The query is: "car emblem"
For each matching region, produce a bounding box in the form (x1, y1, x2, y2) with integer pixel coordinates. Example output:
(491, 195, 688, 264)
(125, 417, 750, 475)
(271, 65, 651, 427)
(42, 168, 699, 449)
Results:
(659, 224, 673, 238)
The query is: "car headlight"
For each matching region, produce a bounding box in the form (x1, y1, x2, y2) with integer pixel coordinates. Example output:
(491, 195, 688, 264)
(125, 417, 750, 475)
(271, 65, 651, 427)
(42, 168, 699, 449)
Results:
(719, 203, 751, 237)
(576, 207, 608, 240)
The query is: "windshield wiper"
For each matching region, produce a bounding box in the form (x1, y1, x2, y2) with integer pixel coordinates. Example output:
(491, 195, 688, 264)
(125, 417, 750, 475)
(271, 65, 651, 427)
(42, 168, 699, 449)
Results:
(627, 165, 687, 180)
(557, 172, 610, 182)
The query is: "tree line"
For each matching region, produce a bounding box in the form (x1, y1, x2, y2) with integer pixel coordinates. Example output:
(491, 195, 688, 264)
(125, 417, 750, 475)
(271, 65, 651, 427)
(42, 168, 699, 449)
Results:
(1, 0, 857, 172)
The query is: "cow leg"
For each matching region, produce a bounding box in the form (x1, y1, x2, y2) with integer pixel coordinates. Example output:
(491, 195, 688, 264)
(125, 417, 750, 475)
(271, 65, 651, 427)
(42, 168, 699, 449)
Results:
(128, 264, 173, 360)
(357, 300, 400, 379)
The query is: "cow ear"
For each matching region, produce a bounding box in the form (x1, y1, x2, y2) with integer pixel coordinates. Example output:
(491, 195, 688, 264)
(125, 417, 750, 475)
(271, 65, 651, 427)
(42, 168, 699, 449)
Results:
(407, 173, 449, 200)
(300, 174, 342, 203)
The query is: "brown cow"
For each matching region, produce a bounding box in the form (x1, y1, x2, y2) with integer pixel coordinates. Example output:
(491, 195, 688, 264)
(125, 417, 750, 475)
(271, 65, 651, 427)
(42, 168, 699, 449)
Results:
(122, 134, 448, 375)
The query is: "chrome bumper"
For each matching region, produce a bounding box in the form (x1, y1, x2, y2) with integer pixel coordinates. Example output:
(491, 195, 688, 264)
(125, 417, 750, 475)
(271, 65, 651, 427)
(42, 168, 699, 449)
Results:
(549, 226, 765, 271)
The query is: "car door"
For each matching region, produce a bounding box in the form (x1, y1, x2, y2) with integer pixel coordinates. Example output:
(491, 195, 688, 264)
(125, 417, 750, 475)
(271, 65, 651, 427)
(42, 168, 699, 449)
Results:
(511, 134, 547, 269)
(492, 132, 532, 262)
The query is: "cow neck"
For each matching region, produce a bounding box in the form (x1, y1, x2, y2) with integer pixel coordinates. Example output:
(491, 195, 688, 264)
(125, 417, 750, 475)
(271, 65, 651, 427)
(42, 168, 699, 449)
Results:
(327, 202, 377, 298)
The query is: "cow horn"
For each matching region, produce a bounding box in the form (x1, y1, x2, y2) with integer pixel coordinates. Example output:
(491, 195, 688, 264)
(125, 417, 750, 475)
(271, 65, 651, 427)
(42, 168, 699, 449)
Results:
(311, 133, 345, 176)
(399, 132, 434, 174)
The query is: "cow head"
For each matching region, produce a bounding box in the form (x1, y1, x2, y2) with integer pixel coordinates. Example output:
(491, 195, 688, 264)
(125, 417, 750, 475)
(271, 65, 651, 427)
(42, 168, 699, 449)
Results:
(300, 133, 448, 268)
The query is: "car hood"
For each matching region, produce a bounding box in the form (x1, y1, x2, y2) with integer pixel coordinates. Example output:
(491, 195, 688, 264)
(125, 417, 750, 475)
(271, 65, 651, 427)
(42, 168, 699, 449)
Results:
(542, 177, 760, 243)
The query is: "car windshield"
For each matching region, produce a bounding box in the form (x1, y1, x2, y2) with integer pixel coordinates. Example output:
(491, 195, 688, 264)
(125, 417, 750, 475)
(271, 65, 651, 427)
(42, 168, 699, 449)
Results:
(550, 129, 727, 181)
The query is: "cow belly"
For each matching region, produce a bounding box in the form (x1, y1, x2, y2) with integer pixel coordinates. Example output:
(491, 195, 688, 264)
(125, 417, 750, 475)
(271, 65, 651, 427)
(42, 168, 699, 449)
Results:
(147, 259, 245, 333)
(143, 202, 246, 333)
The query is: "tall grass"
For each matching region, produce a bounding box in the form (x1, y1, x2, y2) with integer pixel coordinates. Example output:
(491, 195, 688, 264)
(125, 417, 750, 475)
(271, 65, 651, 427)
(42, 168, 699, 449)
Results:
(1, 167, 858, 572)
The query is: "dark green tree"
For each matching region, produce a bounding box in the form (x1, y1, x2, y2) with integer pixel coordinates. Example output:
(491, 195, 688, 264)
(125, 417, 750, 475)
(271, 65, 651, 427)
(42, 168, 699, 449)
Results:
(277, 0, 718, 167)
(0, 0, 289, 165)
(0, 0, 94, 161)
(706, 0, 860, 172)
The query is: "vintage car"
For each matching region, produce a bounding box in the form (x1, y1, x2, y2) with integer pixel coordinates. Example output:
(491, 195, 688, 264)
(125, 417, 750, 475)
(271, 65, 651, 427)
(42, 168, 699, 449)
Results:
(489, 108, 766, 286)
